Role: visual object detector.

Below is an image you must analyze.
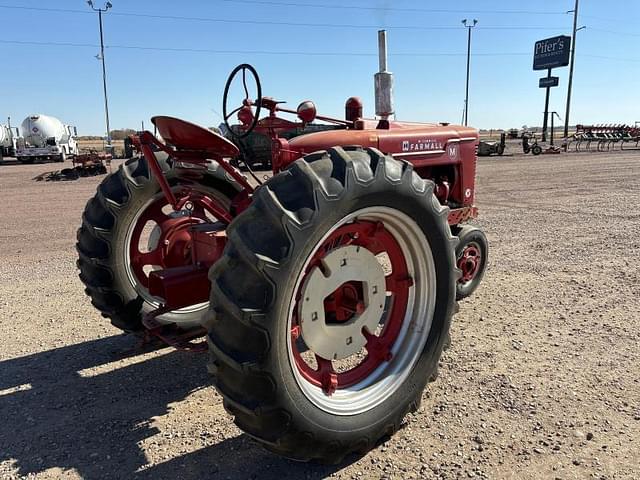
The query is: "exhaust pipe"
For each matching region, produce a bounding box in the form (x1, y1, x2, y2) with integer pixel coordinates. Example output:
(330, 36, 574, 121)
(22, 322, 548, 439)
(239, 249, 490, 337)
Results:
(374, 30, 394, 120)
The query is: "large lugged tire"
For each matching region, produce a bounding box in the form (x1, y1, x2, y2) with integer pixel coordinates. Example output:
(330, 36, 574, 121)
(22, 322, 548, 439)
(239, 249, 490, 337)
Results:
(207, 146, 458, 462)
(76, 155, 238, 332)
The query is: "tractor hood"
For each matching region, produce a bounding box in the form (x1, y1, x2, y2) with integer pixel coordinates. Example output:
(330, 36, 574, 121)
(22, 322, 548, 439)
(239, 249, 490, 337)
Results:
(289, 121, 478, 162)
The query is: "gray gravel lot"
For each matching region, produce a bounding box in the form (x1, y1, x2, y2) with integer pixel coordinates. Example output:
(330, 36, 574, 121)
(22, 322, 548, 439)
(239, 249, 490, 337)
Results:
(1, 150, 639, 479)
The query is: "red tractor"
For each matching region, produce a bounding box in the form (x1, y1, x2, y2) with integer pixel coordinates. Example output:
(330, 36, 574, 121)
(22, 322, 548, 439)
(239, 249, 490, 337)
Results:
(77, 57, 487, 462)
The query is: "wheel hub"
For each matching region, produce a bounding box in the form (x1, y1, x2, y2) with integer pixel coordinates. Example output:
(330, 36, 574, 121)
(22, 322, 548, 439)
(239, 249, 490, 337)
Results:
(299, 245, 386, 360)
(128, 188, 227, 291)
(457, 243, 481, 283)
(288, 207, 437, 415)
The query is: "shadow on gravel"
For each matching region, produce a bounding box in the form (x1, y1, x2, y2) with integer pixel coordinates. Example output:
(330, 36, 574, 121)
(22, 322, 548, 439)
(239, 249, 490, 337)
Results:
(0, 335, 351, 479)
(135, 438, 356, 480)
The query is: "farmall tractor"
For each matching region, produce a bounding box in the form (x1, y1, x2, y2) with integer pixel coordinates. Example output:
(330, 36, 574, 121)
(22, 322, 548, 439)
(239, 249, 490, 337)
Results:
(77, 36, 488, 463)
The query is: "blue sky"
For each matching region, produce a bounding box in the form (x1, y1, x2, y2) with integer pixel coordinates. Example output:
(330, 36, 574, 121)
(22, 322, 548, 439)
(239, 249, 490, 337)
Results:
(0, 0, 638, 135)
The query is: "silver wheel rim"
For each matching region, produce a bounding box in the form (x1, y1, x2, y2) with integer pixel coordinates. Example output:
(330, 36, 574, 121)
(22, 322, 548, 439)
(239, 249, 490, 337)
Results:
(287, 206, 437, 416)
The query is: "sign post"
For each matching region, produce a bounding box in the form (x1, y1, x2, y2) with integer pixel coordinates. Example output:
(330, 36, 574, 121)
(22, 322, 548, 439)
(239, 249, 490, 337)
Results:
(533, 35, 571, 143)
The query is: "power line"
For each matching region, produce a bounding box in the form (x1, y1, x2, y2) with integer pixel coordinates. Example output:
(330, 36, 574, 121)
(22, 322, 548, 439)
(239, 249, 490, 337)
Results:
(0, 4, 90, 14)
(219, 0, 567, 15)
(582, 54, 640, 63)
(0, 5, 566, 32)
(2, 39, 638, 63)
(588, 27, 640, 38)
(1, 3, 638, 37)
(0, 39, 530, 57)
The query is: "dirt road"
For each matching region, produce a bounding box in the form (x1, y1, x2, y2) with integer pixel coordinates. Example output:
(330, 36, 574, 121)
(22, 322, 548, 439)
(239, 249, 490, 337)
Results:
(1, 150, 638, 479)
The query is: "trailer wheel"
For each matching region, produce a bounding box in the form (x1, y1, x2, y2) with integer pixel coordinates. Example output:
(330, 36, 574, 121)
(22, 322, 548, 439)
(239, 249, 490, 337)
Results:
(76, 155, 237, 332)
(207, 146, 458, 462)
(18, 157, 34, 164)
(453, 225, 488, 300)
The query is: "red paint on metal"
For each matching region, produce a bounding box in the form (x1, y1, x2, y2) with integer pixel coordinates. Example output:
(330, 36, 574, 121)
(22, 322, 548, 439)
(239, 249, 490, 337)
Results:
(152, 116, 239, 158)
(458, 244, 481, 283)
(148, 265, 211, 310)
(290, 219, 410, 393)
(133, 70, 483, 352)
(448, 206, 478, 225)
(128, 187, 230, 290)
(140, 135, 178, 209)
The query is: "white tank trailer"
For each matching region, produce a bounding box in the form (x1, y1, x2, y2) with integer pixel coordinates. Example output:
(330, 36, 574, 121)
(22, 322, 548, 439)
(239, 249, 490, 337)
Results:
(15, 114, 78, 163)
(0, 118, 19, 162)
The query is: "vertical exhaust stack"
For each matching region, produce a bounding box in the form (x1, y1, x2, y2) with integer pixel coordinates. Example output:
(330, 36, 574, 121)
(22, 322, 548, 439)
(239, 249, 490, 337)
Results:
(375, 30, 394, 121)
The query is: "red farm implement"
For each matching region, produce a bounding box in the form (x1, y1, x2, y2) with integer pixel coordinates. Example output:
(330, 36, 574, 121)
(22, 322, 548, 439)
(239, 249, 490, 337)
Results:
(76, 33, 487, 462)
(568, 124, 640, 152)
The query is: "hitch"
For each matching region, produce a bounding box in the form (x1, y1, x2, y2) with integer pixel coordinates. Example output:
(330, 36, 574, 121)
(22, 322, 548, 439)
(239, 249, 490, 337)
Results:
(140, 221, 227, 353)
(142, 306, 208, 353)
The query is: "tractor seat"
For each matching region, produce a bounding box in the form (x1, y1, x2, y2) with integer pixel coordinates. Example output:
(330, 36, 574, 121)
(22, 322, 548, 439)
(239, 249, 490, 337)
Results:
(151, 116, 239, 158)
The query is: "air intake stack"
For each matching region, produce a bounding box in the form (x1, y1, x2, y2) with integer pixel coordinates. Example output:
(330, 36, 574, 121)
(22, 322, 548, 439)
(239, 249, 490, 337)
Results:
(374, 30, 394, 120)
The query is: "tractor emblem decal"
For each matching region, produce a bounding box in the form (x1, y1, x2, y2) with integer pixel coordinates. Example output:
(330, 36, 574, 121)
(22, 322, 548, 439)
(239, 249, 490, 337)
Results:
(401, 139, 444, 152)
(447, 143, 459, 160)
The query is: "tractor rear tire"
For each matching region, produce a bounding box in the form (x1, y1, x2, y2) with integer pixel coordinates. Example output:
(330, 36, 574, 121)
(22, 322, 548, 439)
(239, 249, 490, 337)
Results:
(453, 225, 488, 300)
(207, 146, 458, 462)
(76, 155, 237, 332)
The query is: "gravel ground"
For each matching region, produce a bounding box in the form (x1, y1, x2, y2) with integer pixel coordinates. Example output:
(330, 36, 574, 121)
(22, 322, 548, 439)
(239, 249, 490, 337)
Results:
(0, 150, 638, 479)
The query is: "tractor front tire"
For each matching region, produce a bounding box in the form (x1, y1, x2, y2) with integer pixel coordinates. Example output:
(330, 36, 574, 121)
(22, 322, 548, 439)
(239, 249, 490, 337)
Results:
(76, 155, 236, 332)
(207, 146, 458, 462)
(532, 145, 543, 155)
(454, 225, 488, 300)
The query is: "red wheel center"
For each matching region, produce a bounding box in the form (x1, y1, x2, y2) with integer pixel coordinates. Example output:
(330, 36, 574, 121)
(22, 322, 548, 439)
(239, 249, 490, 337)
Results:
(458, 244, 481, 283)
(323, 281, 365, 323)
(291, 220, 412, 396)
(129, 189, 227, 288)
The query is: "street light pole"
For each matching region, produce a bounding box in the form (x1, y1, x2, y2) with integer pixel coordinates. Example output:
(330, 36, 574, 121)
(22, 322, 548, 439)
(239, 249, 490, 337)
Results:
(88, 1, 113, 152)
(462, 19, 478, 126)
(564, 0, 580, 142)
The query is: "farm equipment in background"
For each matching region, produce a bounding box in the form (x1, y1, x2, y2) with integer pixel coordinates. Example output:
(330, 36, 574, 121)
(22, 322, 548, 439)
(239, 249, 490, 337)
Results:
(477, 132, 506, 156)
(522, 132, 542, 155)
(32, 150, 110, 181)
(568, 124, 640, 152)
(522, 132, 561, 155)
(76, 31, 488, 462)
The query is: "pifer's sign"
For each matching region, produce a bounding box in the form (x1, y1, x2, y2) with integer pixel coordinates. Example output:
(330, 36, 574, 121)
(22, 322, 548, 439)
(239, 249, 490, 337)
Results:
(533, 35, 571, 70)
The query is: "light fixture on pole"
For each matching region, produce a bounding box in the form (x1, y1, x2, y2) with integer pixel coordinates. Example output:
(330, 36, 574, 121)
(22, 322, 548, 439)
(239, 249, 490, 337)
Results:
(462, 19, 478, 127)
(88, 1, 113, 153)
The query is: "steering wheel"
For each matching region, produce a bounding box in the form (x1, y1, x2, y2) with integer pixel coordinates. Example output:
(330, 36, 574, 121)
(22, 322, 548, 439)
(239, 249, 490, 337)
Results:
(223, 63, 262, 139)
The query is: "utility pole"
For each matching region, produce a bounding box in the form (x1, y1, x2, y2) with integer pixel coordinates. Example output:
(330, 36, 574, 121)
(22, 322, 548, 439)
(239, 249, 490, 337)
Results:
(88, 1, 113, 153)
(564, 0, 580, 142)
(462, 19, 478, 126)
